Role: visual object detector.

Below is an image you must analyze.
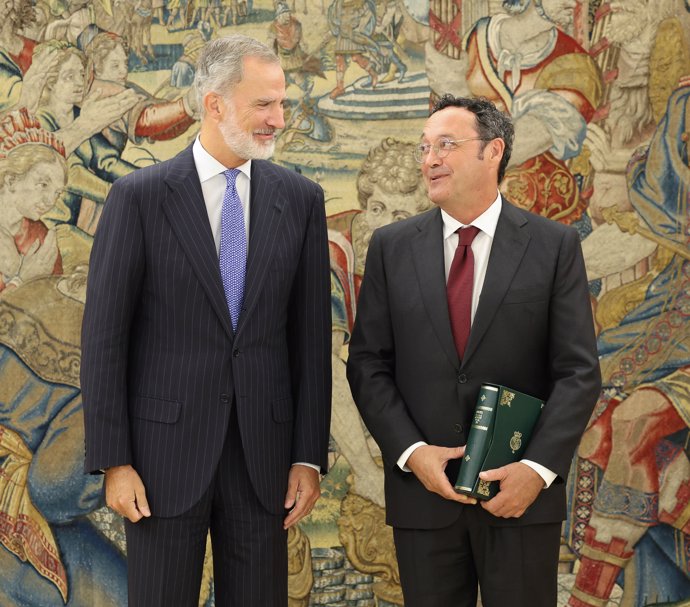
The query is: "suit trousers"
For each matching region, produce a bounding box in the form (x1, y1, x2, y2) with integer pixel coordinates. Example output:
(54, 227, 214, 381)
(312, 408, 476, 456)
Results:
(124, 406, 288, 607)
(393, 505, 561, 607)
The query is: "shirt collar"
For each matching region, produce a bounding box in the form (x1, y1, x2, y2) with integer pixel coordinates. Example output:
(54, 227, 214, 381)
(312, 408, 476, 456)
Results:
(192, 136, 252, 183)
(441, 192, 502, 240)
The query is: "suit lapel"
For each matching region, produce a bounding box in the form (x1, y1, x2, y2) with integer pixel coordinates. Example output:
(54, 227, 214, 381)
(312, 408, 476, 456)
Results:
(235, 160, 286, 335)
(411, 209, 461, 370)
(162, 145, 235, 340)
(463, 202, 530, 365)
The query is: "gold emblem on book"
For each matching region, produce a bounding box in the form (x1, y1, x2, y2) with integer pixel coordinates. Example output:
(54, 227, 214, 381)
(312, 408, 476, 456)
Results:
(477, 480, 491, 496)
(510, 431, 523, 454)
(464, 454, 471, 461)
(500, 391, 515, 406)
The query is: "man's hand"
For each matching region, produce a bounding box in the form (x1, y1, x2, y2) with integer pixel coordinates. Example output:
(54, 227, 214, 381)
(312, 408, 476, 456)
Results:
(104, 465, 151, 523)
(283, 465, 321, 529)
(479, 462, 544, 518)
(406, 445, 477, 505)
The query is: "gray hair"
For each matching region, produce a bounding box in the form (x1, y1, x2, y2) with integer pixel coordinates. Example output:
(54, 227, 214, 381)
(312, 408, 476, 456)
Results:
(194, 35, 279, 116)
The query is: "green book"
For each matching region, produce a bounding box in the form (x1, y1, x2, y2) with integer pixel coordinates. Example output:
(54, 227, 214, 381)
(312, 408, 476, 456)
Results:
(454, 383, 544, 500)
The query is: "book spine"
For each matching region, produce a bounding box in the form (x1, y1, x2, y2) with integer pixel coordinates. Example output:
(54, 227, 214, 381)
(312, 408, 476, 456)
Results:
(455, 385, 499, 493)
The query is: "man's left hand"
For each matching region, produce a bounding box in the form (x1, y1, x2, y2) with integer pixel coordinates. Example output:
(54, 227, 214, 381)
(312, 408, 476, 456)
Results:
(283, 465, 321, 529)
(478, 462, 544, 518)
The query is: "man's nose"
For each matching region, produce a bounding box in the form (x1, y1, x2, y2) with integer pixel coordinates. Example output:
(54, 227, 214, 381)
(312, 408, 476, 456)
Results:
(424, 149, 442, 168)
(269, 104, 285, 129)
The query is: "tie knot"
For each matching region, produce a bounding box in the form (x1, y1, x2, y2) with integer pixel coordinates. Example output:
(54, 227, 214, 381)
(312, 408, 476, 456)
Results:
(457, 225, 480, 247)
(223, 168, 240, 187)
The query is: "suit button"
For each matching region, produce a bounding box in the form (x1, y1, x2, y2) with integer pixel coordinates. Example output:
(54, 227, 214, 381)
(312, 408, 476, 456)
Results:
(457, 373, 467, 384)
(454, 423, 463, 433)
(233, 349, 241, 357)
(220, 394, 230, 403)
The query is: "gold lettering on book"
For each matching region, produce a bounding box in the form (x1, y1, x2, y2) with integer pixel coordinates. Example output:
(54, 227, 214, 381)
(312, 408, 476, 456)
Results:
(477, 480, 491, 497)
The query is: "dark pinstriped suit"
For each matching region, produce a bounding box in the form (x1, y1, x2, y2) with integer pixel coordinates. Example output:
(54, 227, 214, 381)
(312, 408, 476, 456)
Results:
(81, 144, 331, 604)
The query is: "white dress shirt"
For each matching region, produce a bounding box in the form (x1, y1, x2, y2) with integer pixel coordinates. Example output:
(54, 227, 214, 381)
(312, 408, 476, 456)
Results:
(397, 193, 556, 488)
(192, 137, 252, 250)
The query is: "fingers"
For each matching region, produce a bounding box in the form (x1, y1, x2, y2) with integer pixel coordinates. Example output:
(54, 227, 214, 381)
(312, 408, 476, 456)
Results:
(134, 483, 152, 519)
(283, 465, 321, 529)
(438, 477, 477, 505)
(105, 465, 152, 523)
(477, 465, 508, 483)
(479, 463, 543, 518)
(407, 445, 477, 504)
(283, 474, 299, 510)
(283, 487, 318, 529)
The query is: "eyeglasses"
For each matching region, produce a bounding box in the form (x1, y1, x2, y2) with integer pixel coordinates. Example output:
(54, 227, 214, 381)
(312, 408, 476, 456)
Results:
(413, 137, 487, 163)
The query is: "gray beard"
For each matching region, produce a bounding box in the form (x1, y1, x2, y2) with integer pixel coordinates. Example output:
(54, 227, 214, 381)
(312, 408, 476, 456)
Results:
(219, 118, 276, 161)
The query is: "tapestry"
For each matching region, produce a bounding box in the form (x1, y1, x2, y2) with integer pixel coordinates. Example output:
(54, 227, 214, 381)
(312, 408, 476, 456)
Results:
(0, 0, 689, 605)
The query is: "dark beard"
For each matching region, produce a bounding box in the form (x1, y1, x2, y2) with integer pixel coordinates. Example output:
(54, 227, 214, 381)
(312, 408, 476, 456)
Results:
(12, 0, 37, 30)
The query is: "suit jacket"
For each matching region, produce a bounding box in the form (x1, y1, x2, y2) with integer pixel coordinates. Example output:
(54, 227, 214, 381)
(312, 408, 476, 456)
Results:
(81, 145, 332, 518)
(347, 201, 600, 529)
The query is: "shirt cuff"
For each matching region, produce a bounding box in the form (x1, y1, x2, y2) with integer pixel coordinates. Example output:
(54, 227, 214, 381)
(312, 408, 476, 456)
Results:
(521, 459, 557, 488)
(397, 441, 428, 471)
(292, 462, 321, 473)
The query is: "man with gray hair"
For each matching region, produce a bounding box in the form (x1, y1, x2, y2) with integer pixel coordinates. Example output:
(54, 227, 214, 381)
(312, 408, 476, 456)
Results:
(81, 34, 331, 606)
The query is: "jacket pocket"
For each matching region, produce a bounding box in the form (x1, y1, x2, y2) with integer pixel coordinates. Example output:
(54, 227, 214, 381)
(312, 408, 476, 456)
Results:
(130, 396, 181, 424)
(502, 287, 548, 305)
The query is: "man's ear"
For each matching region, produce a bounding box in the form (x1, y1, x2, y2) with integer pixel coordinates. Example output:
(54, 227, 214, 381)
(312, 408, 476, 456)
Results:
(203, 92, 225, 121)
(489, 137, 505, 162)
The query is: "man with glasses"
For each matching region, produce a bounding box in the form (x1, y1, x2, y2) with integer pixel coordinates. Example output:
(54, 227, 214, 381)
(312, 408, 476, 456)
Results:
(347, 95, 600, 607)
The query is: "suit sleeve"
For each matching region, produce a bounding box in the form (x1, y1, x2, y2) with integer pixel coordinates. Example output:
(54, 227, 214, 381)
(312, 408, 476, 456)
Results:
(287, 184, 332, 472)
(81, 177, 145, 474)
(524, 226, 601, 480)
(346, 229, 427, 467)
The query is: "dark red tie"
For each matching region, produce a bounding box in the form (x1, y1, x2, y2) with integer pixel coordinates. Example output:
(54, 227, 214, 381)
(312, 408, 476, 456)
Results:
(447, 226, 480, 360)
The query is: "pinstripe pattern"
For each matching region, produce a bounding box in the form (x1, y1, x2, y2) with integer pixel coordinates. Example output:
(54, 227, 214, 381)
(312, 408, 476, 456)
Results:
(125, 409, 287, 607)
(81, 143, 331, 598)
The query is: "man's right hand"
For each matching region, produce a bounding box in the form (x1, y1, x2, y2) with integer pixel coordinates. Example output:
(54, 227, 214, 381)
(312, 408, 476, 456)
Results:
(406, 445, 477, 505)
(104, 465, 151, 522)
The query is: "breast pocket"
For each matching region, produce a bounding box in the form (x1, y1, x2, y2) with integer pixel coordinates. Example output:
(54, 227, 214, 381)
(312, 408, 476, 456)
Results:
(501, 287, 549, 305)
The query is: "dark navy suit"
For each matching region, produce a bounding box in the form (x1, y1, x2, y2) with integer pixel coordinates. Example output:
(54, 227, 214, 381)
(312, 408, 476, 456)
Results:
(81, 144, 331, 605)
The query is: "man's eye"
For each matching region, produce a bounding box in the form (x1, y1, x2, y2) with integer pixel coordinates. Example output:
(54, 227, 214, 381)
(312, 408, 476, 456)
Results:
(440, 140, 455, 151)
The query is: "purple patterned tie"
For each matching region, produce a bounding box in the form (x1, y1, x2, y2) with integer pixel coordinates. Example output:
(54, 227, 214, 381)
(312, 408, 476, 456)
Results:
(219, 168, 247, 331)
